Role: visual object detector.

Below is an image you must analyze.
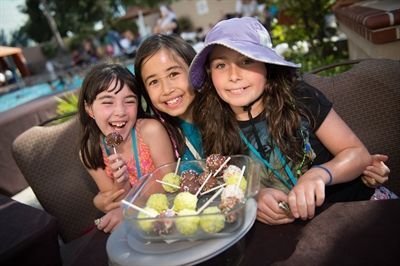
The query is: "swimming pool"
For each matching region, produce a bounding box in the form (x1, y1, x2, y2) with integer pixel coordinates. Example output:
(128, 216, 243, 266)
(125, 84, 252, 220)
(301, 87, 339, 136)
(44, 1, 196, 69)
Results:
(0, 75, 83, 113)
(0, 63, 134, 113)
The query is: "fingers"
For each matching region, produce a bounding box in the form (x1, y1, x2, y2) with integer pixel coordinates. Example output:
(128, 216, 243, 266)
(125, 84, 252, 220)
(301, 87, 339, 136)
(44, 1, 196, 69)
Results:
(288, 184, 324, 220)
(361, 175, 378, 188)
(112, 165, 128, 183)
(257, 201, 294, 225)
(95, 210, 123, 233)
(288, 190, 306, 219)
(371, 154, 388, 163)
(105, 201, 122, 212)
(256, 188, 294, 225)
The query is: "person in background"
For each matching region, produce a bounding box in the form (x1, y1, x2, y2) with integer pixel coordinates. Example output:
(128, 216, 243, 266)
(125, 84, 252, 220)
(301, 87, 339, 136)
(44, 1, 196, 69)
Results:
(152, 5, 179, 35)
(236, 0, 258, 17)
(189, 17, 395, 225)
(78, 63, 175, 232)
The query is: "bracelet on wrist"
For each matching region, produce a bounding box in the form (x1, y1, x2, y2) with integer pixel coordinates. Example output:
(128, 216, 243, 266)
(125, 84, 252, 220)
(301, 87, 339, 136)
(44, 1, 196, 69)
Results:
(312, 165, 333, 185)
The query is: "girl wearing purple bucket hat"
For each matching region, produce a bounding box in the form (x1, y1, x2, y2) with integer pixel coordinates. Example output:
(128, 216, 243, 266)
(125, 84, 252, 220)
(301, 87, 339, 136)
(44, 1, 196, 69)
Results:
(190, 17, 394, 225)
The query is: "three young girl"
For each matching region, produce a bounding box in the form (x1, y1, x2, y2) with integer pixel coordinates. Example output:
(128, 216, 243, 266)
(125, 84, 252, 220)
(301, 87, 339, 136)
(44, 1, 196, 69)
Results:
(78, 63, 174, 232)
(189, 17, 395, 224)
(79, 25, 392, 231)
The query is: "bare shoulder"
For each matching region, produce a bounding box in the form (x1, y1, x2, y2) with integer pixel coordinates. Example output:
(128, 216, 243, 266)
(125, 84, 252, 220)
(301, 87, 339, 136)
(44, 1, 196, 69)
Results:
(137, 118, 167, 137)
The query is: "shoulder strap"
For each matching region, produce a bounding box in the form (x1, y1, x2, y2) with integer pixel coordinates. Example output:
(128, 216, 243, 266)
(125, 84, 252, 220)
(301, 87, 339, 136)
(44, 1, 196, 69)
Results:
(132, 128, 142, 178)
(184, 137, 202, 160)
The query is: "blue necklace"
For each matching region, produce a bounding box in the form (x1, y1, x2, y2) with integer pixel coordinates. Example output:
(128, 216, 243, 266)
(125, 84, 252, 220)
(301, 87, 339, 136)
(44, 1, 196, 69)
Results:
(240, 131, 297, 190)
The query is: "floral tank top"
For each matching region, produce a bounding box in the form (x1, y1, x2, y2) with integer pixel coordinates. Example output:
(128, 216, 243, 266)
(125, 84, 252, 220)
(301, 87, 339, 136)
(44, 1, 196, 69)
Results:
(102, 119, 155, 186)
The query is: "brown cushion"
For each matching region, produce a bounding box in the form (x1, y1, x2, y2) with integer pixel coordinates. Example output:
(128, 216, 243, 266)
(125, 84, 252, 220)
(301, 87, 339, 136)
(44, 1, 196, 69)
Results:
(304, 59, 400, 195)
(12, 117, 101, 243)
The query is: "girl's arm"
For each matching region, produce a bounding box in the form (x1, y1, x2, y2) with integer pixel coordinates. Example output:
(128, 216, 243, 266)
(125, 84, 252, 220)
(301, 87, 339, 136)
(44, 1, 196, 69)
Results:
(140, 118, 176, 167)
(85, 159, 130, 212)
(288, 109, 372, 220)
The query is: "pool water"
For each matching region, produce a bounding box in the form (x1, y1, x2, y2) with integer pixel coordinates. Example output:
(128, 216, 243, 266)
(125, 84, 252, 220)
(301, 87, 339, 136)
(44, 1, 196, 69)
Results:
(0, 76, 83, 113)
(0, 64, 134, 113)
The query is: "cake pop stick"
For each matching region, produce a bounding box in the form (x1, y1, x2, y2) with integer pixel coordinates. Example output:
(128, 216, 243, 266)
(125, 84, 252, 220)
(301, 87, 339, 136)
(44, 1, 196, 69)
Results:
(197, 187, 224, 214)
(236, 166, 246, 192)
(212, 157, 231, 177)
(174, 157, 181, 175)
(156, 179, 181, 189)
(122, 200, 158, 217)
(195, 172, 213, 197)
(200, 183, 227, 196)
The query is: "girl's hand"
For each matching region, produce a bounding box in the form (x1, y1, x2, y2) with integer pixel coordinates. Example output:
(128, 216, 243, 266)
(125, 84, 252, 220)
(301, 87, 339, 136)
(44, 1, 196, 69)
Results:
(94, 189, 126, 213)
(108, 153, 129, 184)
(362, 154, 390, 188)
(95, 207, 124, 233)
(257, 187, 295, 225)
(288, 168, 326, 220)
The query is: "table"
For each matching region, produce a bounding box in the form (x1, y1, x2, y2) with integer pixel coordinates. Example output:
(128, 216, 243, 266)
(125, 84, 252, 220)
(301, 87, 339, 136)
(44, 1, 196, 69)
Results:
(103, 199, 400, 266)
(0, 194, 61, 265)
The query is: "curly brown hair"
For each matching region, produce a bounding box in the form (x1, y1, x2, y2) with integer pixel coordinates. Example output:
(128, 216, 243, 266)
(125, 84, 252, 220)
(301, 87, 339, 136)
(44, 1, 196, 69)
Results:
(192, 64, 314, 166)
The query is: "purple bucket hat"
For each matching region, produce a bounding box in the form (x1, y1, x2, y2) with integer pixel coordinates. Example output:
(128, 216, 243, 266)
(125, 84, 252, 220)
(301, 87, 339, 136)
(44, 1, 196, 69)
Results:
(189, 17, 300, 90)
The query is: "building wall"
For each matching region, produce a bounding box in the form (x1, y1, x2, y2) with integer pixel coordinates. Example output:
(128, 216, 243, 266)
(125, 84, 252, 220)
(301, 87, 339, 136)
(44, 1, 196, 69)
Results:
(171, 0, 236, 30)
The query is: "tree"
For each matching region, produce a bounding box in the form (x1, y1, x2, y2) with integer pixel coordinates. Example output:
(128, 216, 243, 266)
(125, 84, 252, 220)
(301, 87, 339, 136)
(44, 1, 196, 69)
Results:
(20, 0, 114, 43)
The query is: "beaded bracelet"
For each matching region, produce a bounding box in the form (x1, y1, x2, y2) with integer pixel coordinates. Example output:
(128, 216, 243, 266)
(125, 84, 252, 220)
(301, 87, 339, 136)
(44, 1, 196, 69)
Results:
(312, 165, 333, 185)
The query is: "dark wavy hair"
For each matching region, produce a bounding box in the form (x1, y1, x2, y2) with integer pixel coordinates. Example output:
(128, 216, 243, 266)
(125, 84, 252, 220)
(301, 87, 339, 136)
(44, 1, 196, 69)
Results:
(193, 63, 313, 165)
(134, 34, 197, 157)
(78, 63, 147, 170)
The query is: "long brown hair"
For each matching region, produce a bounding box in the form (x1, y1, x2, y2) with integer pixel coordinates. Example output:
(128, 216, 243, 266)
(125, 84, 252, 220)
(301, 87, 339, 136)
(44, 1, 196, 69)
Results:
(78, 63, 147, 170)
(134, 34, 197, 157)
(193, 64, 313, 165)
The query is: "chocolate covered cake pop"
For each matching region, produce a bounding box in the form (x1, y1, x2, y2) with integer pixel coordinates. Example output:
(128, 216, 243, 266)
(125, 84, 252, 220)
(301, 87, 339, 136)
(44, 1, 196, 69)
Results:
(180, 169, 200, 194)
(206, 154, 228, 172)
(198, 171, 218, 192)
(153, 209, 176, 235)
(105, 132, 123, 147)
(219, 185, 245, 223)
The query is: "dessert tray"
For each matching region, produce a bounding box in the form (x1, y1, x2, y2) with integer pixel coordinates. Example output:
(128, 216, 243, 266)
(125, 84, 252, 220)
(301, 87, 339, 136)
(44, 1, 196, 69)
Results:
(121, 155, 260, 242)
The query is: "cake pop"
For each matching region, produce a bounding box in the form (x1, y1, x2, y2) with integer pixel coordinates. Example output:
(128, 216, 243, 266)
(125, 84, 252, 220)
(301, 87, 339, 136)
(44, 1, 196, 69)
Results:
(173, 191, 198, 212)
(175, 209, 200, 235)
(146, 193, 169, 212)
(180, 169, 201, 194)
(206, 154, 228, 172)
(105, 132, 123, 153)
(161, 172, 181, 193)
(200, 206, 225, 233)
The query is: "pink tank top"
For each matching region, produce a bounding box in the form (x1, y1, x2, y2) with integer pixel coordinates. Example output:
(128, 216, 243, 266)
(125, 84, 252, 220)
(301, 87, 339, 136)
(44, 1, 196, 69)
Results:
(103, 119, 155, 186)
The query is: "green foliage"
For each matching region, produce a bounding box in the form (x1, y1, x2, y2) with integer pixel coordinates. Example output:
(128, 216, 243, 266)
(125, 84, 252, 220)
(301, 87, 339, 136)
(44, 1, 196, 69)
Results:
(178, 16, 193, 32)
(119, 0, 174, 8)
(20, 0, 114, 43)
(55, 92, 78, 123)
(20, 0, 53, 43)
(264, 0, 347, 74)
(41, 42, 59, 59)
(112, 19, 138, 36)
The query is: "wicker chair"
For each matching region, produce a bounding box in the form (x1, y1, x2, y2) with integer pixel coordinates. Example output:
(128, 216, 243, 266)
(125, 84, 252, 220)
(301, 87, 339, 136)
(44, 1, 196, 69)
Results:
(303, 59, 400, 195)
(12, 117, 101, 243)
